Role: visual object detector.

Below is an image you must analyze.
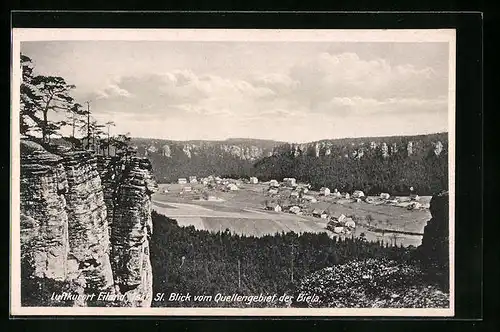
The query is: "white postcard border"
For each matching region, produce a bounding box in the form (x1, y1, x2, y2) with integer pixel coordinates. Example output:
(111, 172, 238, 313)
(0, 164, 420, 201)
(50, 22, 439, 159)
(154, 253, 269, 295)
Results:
(10, 28, 456, 317)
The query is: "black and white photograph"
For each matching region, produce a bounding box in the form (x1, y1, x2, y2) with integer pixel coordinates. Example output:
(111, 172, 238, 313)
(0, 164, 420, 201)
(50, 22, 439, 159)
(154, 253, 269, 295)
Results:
(10, 28, 455, 316)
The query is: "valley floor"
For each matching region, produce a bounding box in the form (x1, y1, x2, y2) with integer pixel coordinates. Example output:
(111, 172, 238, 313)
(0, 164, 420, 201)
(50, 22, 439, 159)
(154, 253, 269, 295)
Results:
(152, 183, 431, 247)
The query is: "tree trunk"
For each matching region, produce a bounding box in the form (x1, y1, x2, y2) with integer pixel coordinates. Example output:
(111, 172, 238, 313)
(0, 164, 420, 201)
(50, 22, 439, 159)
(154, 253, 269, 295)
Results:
(71, 114, 76, 148)
(42, 110, 48, 143)
(107, 128, 110, 157)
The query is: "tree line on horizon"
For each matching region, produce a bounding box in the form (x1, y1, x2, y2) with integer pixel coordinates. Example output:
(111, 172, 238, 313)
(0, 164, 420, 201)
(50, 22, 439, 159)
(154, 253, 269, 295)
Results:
(252, 142, 448, 196)
(19, 53, 135, 159)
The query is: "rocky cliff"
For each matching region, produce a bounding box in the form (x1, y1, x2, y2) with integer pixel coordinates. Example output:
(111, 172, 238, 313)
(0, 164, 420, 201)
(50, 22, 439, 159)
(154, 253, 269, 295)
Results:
(417, 190, 450, 291)
(271, 133, 448, 159)
(99, 156, 158, 307)
(19, 140, 157, 307)
(134, 138, 278, 161)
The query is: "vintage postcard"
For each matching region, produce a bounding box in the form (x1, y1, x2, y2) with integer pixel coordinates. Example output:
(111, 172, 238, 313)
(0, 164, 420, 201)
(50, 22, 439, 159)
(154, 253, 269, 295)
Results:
(10, 28, 455, 316)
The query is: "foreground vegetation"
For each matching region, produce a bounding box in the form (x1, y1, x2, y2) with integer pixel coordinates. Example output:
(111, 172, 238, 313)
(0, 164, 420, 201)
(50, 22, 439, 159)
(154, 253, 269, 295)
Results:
(149, 211, 438, 308)
(292, 258, 449, 308)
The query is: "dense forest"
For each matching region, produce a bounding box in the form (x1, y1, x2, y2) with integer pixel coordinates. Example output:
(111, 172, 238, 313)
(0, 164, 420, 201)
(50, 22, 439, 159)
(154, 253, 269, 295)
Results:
(253, 143, 448, 196)
(149, 211, 415, 308)
(147, 151, 255, 184)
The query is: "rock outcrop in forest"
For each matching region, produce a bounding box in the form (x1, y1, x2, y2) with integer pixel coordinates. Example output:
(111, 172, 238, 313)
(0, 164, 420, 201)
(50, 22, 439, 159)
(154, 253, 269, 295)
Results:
(20, 140, 157, 307)
(416, 190, 450, 291)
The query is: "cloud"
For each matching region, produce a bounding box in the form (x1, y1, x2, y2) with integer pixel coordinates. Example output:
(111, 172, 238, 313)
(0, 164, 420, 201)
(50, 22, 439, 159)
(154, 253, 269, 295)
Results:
(96, 83, 132, 99)
(315, 96, 448, 116)
(289, 51, 447, 101)
(83, 50, 448, 140)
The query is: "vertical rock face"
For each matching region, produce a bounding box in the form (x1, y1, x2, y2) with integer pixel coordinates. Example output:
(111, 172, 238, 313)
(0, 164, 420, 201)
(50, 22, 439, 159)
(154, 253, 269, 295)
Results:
(417, 190, 449, 291)
(381, 143, 389, 158)
(420, 190, 449, 265)
(407, 141, 413, 156)
(161, 144, 171, 157)
(20, 140, 157, 307)
(20, 141, 69, 282)
(109, 157, 158, 307)
(61, 152, 114, 298)
(433, 141, 444, 156)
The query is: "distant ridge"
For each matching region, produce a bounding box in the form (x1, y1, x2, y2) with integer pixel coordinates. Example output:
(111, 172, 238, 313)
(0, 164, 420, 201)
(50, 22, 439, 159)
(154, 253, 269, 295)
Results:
(130, 132, 448, 146)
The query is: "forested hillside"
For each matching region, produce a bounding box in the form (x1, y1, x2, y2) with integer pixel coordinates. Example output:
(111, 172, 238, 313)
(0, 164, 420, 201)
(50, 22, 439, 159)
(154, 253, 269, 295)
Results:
(134, 133, 448, 196)
(253, 140, 448, 196)
(149, 211, 413, 308)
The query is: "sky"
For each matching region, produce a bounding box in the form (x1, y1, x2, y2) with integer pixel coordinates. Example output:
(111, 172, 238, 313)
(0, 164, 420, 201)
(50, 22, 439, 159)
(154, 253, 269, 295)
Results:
(21, 40, 451, 143)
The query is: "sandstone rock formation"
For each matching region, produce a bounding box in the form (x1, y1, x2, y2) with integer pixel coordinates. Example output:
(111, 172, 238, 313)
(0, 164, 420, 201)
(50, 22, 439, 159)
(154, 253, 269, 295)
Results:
(62, 151, 114, 303)
(20, 141, 70, 284)
(407, 141, 413, 156)
(433, 141, 444, 156)
(417, 190, 449, 291)
(109, 157, 158, 307)
(161, 144, 171, 157)
(418, 191, 449, 270)
(20, 140, 157, 307)
(381, 142, 389, 158)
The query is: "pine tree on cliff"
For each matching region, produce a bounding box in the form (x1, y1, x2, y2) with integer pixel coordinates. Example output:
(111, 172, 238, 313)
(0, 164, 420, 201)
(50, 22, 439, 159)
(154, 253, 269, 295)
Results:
(112, 133, 136, 161)
(29, 73, 76, 144)
(20, 54, 42, 137)
(65, 102, 88, 149)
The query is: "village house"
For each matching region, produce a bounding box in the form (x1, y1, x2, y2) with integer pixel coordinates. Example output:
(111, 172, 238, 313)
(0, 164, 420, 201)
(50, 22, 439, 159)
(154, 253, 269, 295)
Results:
(300, 186, 309, 194)
(330, 213, 347, 223)
(249, 176, 259, 184)
(312, 209, 328, 219)
(189, 176, 198, 184)
(344, 193, 350, 199)
(283, 177, 297, 187)
(319, 187, 331, 196)
(352, 190, 365, 198)
(407, 202, 422, 210)
(290, 190, 300, 198)
(380, 193, 390, 200)
(266, 201, 282, 212)
(227, 183, 239, 191)
(269, 179, 279, 187)
(344, 218, 356, 229)
(183, 186, 192, 192)
(333, 226, 345, 234)
(289, 206, 301, 215)
(178, 178, 187, 185)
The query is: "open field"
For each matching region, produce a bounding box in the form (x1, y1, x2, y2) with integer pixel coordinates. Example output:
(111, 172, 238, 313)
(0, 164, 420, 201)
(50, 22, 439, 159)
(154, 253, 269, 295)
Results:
(152, 182, 431, 247)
